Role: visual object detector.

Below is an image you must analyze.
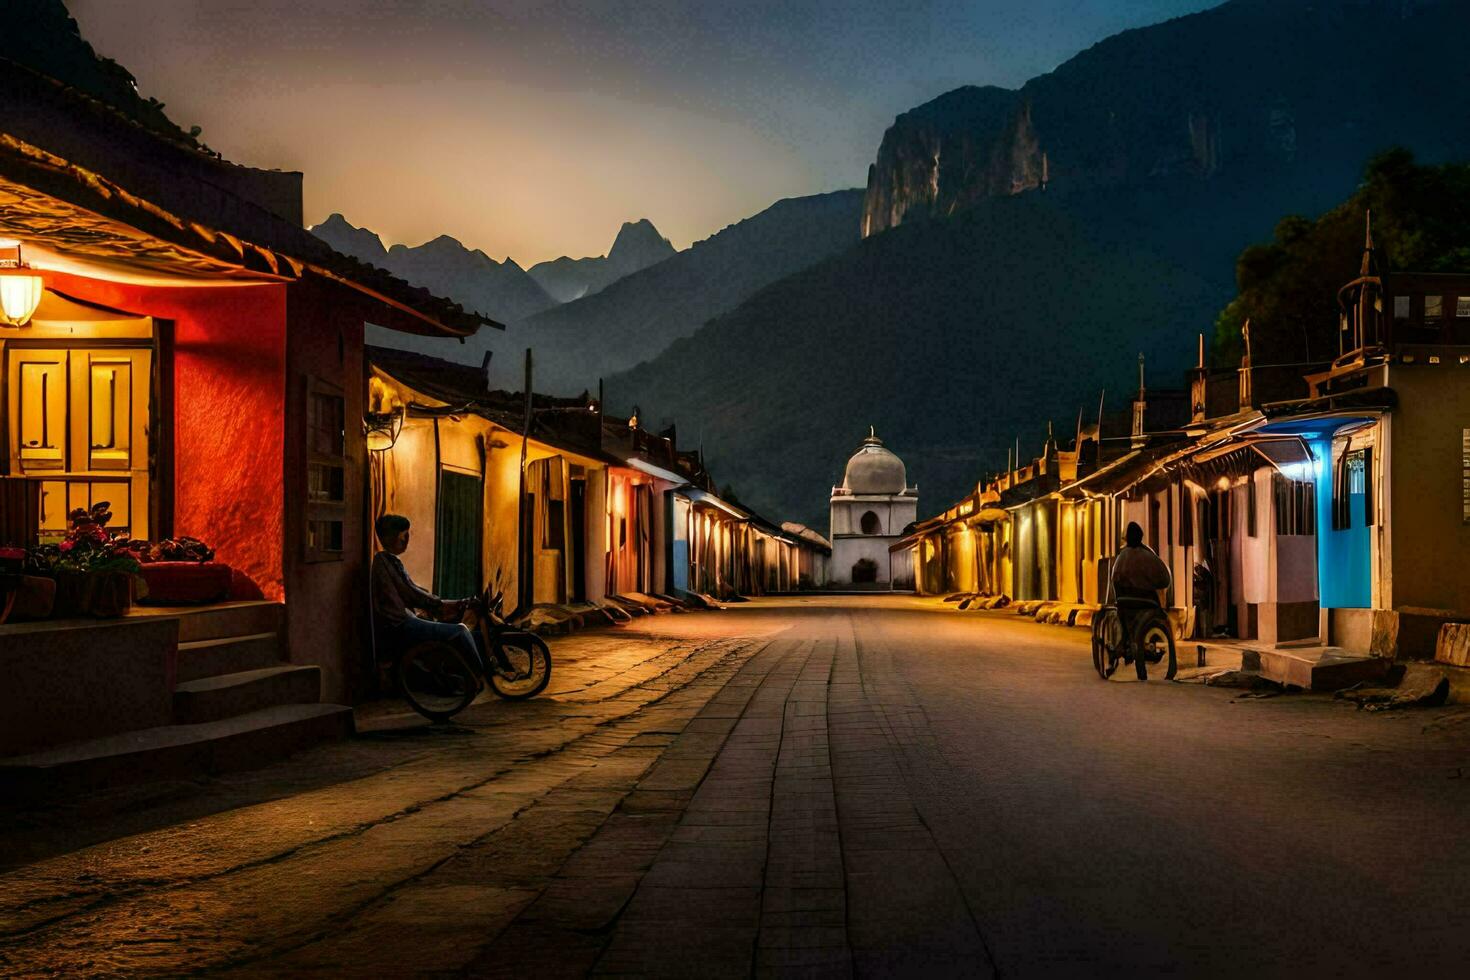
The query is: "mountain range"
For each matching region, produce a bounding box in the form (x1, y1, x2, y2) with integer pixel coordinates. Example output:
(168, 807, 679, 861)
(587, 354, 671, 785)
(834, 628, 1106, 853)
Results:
(527, 219, 676, 303)
(316, 0, 1470, 531)
(605, 0, 1470, 529)
(311, 214, 559, 325)
(489, 189, 863, 392)
(607, 188, 1227, 530)
(312, 191, 862, 392)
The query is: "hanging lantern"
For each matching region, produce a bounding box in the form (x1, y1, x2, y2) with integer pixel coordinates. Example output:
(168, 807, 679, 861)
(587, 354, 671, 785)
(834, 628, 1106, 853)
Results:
(363, 406, 404, 451)
(0, 240, 43, 328)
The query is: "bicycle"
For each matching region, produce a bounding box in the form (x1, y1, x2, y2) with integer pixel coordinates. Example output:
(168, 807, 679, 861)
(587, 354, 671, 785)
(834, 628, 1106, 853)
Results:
(397, 586, 553, 722)
(1091, 594, 1177, 681)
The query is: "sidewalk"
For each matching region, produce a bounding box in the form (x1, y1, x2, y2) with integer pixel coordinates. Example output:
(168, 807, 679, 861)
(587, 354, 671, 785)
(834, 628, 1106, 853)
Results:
(937, 595, 1399, 692)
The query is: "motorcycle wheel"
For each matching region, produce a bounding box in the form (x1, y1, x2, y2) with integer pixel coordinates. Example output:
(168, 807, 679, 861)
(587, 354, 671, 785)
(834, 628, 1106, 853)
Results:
(1132, 614, 1177, 681)
(399, 641, 480, 722)
(489, 633, 553, 701)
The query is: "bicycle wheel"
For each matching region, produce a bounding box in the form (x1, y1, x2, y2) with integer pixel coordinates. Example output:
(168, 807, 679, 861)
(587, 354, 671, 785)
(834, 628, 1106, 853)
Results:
(398, 641, 480, 721)
(489, 633, 553, 701)
(1132, 613, 1177, 681)
(1092, 608, 1124, 680)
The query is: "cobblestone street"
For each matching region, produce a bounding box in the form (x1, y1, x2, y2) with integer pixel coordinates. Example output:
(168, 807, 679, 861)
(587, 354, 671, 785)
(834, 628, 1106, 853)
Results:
(3, 596, 1470, 978)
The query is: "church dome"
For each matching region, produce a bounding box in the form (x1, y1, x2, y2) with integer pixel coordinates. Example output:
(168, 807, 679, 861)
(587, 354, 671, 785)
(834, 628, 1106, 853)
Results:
(842, 429, 907, 495)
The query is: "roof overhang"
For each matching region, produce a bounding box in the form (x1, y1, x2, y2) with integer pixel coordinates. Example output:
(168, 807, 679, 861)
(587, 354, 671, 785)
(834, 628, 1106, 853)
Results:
(677, 486, 749, 521)
(0, 64, 496, 338)
(623, 456, 687, 486)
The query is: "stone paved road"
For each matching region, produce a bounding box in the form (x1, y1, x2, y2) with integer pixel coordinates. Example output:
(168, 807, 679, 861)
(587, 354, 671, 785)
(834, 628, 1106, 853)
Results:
(2, 595, 1469, 978)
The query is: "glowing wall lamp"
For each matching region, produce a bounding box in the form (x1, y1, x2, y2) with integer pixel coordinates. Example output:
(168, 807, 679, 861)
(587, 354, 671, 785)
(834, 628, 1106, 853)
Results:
(0, 240, 43, 328)
(363, 407, 404, 451)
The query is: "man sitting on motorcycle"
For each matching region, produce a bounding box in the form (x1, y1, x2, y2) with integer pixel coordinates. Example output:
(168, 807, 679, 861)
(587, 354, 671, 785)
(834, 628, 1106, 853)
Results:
(1110, 521, 1173, 680)
(371, 514, 511, 676)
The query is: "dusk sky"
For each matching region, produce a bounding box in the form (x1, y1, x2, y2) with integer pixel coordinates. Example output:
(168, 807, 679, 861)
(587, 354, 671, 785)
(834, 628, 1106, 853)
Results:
(69, 0, 1219, 265)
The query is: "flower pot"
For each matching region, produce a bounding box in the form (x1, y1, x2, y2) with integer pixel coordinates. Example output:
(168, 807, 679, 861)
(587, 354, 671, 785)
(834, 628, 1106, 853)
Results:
(51, 569, 136, 619)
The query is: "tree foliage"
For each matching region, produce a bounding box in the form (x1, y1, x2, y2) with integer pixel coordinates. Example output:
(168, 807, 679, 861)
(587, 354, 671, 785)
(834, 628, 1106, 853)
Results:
(1213, 150, 1470, 366)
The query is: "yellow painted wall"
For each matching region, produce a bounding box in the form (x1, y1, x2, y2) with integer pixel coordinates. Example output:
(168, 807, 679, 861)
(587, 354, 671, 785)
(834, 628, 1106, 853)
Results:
(1386, 366, 1470, 613)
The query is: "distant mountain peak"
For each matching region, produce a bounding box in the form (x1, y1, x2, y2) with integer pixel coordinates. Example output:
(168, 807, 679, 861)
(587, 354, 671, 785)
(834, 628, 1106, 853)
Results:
(310, 212, 387, 263)
(527, 217, 677, 304)
(607, 218, 675, 274)
(610, 218, 671, 257)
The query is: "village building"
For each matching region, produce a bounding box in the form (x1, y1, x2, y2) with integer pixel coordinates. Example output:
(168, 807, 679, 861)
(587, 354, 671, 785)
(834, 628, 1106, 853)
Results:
(367, 346, 829, 634)
(895, 217, 1470, 681)
(670, 488, 828, 600)
(829, 429, 916, 588)
(363, 347, 613, 620)
(0, 47, 497, 785)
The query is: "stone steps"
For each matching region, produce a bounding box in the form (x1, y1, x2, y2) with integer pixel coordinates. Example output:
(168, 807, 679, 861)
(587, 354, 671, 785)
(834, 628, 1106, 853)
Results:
(176, 631, 283, 682)
(173, 664, 322, 724)
(146, 600, 285, 644)
(0, 703, 353, 801)
(2, 600, 350, 800)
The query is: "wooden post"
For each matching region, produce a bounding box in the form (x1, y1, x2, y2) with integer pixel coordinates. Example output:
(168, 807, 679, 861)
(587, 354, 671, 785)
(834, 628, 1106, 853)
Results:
(517, 348, 533, 615)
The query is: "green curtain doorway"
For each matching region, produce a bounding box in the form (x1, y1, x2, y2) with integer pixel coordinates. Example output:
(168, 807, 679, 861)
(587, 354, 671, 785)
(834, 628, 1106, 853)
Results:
(435, 469, 483, 600)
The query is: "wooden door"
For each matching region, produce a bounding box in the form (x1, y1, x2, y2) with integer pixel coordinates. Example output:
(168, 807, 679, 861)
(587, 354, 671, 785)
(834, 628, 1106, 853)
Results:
(8, 347, 151, 541)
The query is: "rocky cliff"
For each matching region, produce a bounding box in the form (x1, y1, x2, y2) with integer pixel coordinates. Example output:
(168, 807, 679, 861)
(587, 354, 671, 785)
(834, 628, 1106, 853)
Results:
(862, 0, 1470, 237)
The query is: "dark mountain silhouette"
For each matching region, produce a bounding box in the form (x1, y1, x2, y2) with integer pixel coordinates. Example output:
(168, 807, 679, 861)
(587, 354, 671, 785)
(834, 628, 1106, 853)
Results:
(607, 190, 1227, 530)
(489, 189, 864, 392)
(4, 0, 204, 149)
(310, 213, 388, 264)
(607, 0, 1470, 526)
(528, 219, 676, 303)
(310, 213, 557, 326)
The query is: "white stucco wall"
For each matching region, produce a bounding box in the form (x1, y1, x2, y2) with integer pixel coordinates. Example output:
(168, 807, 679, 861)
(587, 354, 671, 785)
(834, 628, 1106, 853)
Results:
(832, 536, 897, 584)
(829, 492, 918, 587)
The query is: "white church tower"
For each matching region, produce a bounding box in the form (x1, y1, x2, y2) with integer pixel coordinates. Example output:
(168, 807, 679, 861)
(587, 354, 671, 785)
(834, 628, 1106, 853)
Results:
(829, 428, 917, 588)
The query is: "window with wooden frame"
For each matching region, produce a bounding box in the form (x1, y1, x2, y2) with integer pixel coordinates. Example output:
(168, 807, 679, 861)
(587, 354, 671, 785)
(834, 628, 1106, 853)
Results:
(305, 377, 346, 561)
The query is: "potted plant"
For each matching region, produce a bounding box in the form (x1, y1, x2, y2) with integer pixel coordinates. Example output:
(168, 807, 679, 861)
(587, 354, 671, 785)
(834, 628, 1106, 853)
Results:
(30, 503, 146, 618)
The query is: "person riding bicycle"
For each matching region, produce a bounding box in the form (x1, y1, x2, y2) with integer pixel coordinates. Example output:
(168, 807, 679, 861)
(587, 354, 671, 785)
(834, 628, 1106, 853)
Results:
(1110, 521, 1172, 680)
(371, 514, 512, 677)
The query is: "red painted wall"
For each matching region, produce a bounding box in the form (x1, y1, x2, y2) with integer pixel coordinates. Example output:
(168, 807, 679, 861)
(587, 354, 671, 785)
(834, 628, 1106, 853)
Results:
(44, 273, 288, 599)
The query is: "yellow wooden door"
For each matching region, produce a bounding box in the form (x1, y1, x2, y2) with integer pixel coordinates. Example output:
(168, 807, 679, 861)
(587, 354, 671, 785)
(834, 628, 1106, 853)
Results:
(8, 347, 151, 541)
